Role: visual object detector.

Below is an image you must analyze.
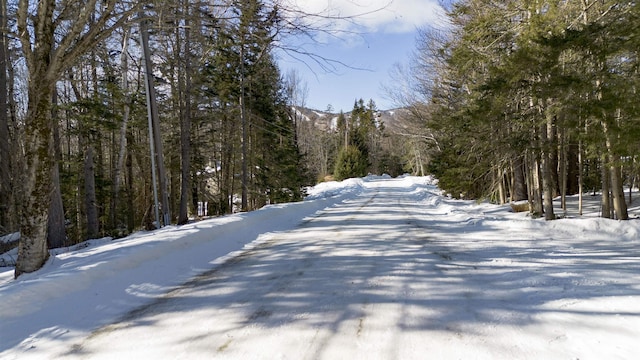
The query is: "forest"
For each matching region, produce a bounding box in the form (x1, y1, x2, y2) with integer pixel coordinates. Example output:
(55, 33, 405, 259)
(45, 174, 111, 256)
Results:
(2, 0, 640, 277)
(0, 0, 416, 277)
(403, 0, 640, 221)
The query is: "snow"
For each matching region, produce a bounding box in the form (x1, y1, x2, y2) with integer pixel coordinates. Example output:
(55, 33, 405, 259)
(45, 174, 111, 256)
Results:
(330, 115, 339, 130)
(1, 175, 640, 359)
(0, 232, 19, 244)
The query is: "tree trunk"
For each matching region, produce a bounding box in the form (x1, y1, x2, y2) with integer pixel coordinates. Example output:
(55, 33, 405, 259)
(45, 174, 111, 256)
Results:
(83, 145, 99, 239)
(610, 162, 628, 220)
(578, 140, 584, 216)
(223, 112, 236, 214)
(531, 155, 544, 217)
(542, 149, 556, 220)
(178, 8, 192, 225)
(240, 44, 248, 212)
(15, 0, 57, 277)
(549, 122, 560, 198)
(512, 156, 528, 201)
(126, 130, 135, 233)
(15, 83, 54, 277)
(0, 0, 9, 232)
(111, 27, 131, 231)
(48, 164, 67, 248)
(630, 157, 637, 205)
(47, 91, 67, 249)
(600, 158, 612, 219)
(15, 0, 132, 276)
(602, 121, 628, 220)
(544, 113, 557, 220)
(567, 143, 580, 195)
(496, 169, 506, 204)
(558, 127, 567, 216)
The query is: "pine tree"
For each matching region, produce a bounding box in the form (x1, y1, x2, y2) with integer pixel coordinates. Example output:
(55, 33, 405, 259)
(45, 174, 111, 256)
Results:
(334, 146, 368, 181)
(418, 0, 637, 219)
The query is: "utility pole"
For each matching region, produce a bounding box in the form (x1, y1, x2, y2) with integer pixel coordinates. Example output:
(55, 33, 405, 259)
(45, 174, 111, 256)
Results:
(140, 11, 171, 227)
(240, 42, 248, 212)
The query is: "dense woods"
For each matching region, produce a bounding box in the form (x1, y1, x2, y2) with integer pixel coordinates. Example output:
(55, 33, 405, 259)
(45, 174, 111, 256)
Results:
(3, 0, 639, 277)
(0, 0, 414, 277)
(0, 0, 322, 276)
(404, 0, 640, 220)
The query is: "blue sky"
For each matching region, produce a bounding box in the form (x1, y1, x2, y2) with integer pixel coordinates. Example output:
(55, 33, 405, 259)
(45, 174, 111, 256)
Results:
(278, 0, 448, 112)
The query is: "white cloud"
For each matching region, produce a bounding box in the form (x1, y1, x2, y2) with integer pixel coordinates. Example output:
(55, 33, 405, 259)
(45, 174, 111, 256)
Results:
(281, 0, 447, 34)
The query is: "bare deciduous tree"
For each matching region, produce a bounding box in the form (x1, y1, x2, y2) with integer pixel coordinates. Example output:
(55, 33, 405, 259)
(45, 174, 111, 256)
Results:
(14, 0, 138, 277)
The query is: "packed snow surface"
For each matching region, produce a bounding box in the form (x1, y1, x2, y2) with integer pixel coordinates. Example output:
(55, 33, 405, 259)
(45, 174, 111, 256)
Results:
(1, 175, 640, 359)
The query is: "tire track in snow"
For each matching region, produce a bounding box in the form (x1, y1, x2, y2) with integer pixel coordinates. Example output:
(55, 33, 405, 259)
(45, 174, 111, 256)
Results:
(56, 177, 640, 360)
(62, 178, 451, 359)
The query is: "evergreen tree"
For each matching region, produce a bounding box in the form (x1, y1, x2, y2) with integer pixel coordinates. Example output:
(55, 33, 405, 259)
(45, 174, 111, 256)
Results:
(200, 0, 307, 210)
(334, 145, 368, 181)
(417, 0, 637, 219)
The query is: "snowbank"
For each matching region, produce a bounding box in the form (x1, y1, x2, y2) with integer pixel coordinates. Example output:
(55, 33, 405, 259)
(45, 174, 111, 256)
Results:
(1, 175, 640, 360)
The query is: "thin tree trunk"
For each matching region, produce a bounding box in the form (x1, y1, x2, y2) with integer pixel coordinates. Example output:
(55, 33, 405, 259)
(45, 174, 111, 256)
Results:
(578, 139, 584, 216)
(559, 128, 568, 216)
(549, 122, 560, 198)
(603, 118, 628, 220)
(508, 163, 516, 203)
(84, 145, 99, 239)
(48, 163, 67, 248)
(240, 43, 248, 212)
(0, 0, 9, 232)
(496, 168, 506, 204)
(178, 7, 192, 225)
(601, 157, 612, 219)
(604, 137, 627, 220)
(48, 89, 67, 248)
(221, 112, 234, 214)
(3, 11, 17, 233)
(111, 27, 131, 231)
(629, 156, 636, 205)
(125, 130, 135, 233)
(542, 151, 556, 220)
(541, 115, 556, 221)
(532, 156, 544, 217)
(524, 153, 534, 209)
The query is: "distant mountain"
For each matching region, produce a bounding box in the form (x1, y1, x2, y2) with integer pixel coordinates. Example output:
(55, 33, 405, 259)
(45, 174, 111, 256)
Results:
(290, 106, 414, 134)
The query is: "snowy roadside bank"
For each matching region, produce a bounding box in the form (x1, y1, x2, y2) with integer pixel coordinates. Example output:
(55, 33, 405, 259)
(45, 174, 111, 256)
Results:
(1, 175, 640, 360)
(0, 176, 368, 356)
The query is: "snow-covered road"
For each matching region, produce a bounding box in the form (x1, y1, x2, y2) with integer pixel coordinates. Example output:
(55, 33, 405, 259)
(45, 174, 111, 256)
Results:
(60, 178, 640, 359)
(2, 176, 640, 359)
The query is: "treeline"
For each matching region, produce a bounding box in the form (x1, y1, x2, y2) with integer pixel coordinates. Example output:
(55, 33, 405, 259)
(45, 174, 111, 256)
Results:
(0, 0, 321, 276)
(408, 0, 640, 220)
(295, 99, 410, 183)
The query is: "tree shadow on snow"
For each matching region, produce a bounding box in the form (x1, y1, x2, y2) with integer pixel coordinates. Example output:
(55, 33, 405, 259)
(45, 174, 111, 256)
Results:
(64, 183, 640, 356)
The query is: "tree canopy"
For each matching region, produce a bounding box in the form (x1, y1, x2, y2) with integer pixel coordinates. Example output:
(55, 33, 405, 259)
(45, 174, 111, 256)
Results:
(403, 0, 639, 220)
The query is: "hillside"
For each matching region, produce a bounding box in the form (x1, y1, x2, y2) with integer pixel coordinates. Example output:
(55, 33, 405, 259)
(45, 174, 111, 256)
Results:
(291, 106, 414, 133)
